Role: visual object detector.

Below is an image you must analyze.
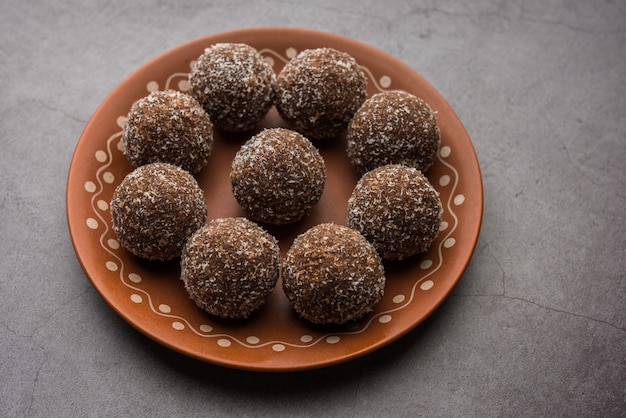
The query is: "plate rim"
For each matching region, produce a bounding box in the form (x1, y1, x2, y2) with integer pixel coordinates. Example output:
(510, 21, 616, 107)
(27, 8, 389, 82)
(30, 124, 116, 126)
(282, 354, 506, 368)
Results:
(66, 26, 483, 372)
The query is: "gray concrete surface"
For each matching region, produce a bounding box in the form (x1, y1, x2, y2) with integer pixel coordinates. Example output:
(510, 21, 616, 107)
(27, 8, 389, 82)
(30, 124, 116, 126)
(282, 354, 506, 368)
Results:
(1, 0, 624, 416)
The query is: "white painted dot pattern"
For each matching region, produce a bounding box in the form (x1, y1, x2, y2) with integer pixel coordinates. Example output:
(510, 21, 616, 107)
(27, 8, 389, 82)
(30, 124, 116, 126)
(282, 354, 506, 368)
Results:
(86, 218, 98, 229)
(199, 324, 213, 333)
(102, 172, 115, 184)
(326, 336, 341, 344)
(95, 150, 107, 162)
(420, 280, 434, 291)
(393, 295, 405, 303)
(97, 200, 108, 211)
(246, 336, 260, 344)
(80, 47, 467, 356)
(128, 273, 142, 283)
(379, 315, 392, 324)
(420, 259, 433, 269)
(178, 79, 189, 91)
(217, 339, 231, 348)
(84, 181, 96, 193)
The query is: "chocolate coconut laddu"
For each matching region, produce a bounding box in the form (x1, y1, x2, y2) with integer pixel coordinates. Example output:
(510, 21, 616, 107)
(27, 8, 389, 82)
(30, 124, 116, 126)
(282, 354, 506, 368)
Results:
(275, 47, 367, 141)
(110, 162, 207, 261)
(282, 223, 385, 325)
(346, 90, 440, 174)
(230, 128, 326, 225)
(122, 89, 213, 174)
(347, 164, 442, 260)
(189, 43, 276, 131)
(181, 217, 280, 319)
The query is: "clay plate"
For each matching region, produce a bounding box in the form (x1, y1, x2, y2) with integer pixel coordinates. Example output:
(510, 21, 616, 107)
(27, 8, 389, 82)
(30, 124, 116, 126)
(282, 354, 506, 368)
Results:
(67, 27, 483, 371)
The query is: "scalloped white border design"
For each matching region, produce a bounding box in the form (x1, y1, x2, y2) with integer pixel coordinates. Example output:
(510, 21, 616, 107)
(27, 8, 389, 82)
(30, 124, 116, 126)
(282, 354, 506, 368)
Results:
(83, 47, 462, 353)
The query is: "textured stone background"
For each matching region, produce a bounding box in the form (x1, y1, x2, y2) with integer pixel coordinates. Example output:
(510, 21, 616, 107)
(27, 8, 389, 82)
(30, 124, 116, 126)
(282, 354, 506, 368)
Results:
(1, 1, 624, 416)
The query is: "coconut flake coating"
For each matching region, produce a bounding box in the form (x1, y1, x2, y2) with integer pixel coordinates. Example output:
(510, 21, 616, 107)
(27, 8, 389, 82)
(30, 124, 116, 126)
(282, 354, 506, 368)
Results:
(282, 223, 385, 325)
(122, 90, 213, 174)
(110, 163, 207, 261)
(189, 43, 276, 132)
(230, 128, 326, 225)
(346, 90, 440, 175)
(275, 47, 367, 140)
(180, 217, 280, 319)
(347, 165, 442, 260)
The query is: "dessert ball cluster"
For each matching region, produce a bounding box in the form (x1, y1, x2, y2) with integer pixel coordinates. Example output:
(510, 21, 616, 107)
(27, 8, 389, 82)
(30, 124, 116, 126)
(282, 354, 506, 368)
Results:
(110, 42, 444, 325)
(282, 223, 385, 324)
(122, 90, 213, 174)
(110, 162, 207, 261)
(181, 217, 280, 319)
(230, 128, 326, 225)
(347, 90, 440, 174)
(275, 47, 367, 140)
(348, 165, 443, 260)
(189, 43, 276, 132)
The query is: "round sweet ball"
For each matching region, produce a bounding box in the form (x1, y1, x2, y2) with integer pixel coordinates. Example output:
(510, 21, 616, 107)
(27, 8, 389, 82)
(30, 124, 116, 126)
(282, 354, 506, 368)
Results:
(189, 43, 276, 132)
(346, 90, 440, 174)
(275, 47, 367, 140)
(282, 223, 385, 325)
(347, 164, 442, 260)
(230, 128, 326, 225)
(180, 217, 280, 319)
(122, 90, 213, 174)
(110, 163, 207, 261)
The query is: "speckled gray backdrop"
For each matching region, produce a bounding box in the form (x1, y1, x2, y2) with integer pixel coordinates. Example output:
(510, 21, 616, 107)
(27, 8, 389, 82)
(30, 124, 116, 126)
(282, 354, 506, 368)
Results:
(1, 1, 624, 416)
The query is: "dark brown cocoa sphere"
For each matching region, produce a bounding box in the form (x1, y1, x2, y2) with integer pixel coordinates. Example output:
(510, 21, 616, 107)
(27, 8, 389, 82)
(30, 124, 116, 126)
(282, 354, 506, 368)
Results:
(121, 90, 213, 174)
(282, 223, 385, 325)
(347, 164, 442, 260)
(180, 217, 280, 319)
(346, 90, 440, 174)
(110, 162, 207, 261)
(189, 43, 276, 131)
(230, 128, 326, 225)
(275, 47, 367, 140)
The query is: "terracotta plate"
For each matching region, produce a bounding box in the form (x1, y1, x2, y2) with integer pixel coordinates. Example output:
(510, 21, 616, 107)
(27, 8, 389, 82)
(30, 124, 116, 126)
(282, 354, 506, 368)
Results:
(67, 27, 483, 371)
